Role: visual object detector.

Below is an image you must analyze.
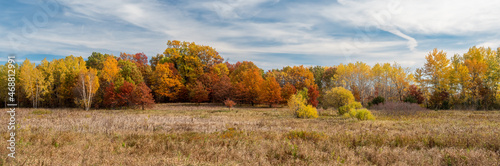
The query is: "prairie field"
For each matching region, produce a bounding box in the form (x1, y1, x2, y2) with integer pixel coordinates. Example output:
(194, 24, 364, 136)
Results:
(1, 104, 500, 166)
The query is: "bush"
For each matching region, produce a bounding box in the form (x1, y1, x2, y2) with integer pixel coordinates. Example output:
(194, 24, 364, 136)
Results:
(343, 109, 375, 120)
(338, 101, 362, 115)
(323, 87, 355, 109)
(403, 96, 418, 104)
(370, 96, 385, 106)
(224, 99, 236, 110)
(288, 94, 318, 119)
(297, 105, 319, 119)
(405, 85, 425, 104)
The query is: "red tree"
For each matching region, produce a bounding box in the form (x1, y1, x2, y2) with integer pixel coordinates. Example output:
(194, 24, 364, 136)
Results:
(103, 82, 117, 108)
(133, 53, 148, 67)
(281, 83, 297, 104)
(189, 81, 209, 105)
(405, 84, 425, 104)
(212, 75, 232, 102)
(307, 85, 320, 107)
(117, 81, 135, 107)
(133, 82, 155, 110)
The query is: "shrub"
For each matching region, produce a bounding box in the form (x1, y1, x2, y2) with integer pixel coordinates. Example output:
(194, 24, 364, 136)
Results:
(224, 99, 236, 110)
(370, 96, 385, 106)
(288, 94, 318, 119)
(405, 85, 425, 104)
(343, 108, 375, 120)
(297, 104, 319, 119)
(403, 96, 418, 104)
(323, 87, 355, 109)
(338, 101, 362, 115)
(429, 90, 450, 110)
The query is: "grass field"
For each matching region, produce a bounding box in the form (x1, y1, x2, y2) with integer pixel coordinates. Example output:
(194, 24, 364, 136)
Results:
(1, 104, 500, 165)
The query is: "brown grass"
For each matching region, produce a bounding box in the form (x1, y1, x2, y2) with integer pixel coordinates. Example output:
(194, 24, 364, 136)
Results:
(1, 103, 500, 165)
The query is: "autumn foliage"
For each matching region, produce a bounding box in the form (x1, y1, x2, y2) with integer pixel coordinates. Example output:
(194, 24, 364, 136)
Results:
(6, 40, 500, 111)
(132, 82, 155, 110)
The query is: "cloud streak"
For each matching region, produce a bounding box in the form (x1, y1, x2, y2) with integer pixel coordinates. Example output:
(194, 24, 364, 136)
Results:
(1, 0, 499, 70)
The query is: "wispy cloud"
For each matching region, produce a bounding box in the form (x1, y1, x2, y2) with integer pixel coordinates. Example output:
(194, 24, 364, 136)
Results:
(1, 0, 499, 70)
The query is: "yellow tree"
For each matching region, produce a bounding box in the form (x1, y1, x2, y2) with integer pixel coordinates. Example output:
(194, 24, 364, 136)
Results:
(38, 58, 57, 107)
(76, 68, 100, 111)
(389, 63, 412, 101)
(101, 56, 120, 83)
(163, 40, 224, 83)
(19, 59, 47, 108)
(463, 46, 497, 108)
(53, 56, 87, 107)
(463, 47, 488, 95)
(0, 63, 8, 106)
(421, 49, 451, 91)
(417, 49, 451, 109)
(150, 62, 184, 101)
(334, 62, 373, 105)
(449, 54, 470, 105)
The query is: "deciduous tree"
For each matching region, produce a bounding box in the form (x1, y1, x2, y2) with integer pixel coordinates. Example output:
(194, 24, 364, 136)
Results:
(150, 62, 184, 101)
(19, 59, 47, 108)
(117, 81, 135, 107)
(189, 81, 209, 105)
(259, 75, 282, 107)
(132, 82, 155, 110)
(75, 68, 100, 111)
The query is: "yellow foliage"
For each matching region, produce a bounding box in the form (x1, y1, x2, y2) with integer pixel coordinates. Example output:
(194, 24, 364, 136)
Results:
(338, 101, 362, 115)
(343, 108, 375, 121)
(288, 94, 318, 119)
(323, 87, 355, 109)
(151, 63, 184, 100)
(101, 56, 119, 83)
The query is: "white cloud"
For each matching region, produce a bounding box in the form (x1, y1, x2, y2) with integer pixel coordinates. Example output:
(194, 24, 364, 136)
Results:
(324, 0, 500, 51)
(2, 0, 499, 70)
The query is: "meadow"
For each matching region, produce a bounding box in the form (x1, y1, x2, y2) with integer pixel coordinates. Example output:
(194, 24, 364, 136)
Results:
(1, 104, 500, 165)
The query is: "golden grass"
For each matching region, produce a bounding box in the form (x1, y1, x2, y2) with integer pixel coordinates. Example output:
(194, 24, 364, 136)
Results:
(1, 103, 500, 165)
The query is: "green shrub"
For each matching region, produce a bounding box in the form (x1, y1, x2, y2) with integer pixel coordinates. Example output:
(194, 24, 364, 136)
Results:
(343, 109, 375, 120)
(403, 96, 418, 104)
(370, 96, 385, 105)
(323, 87, 355, 109)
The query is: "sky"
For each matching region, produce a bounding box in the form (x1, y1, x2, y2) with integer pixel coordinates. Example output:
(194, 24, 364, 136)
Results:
(1, 0, 500, 70)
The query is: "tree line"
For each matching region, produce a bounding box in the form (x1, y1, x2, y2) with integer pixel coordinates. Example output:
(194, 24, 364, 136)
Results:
(0, 40, 499, 110)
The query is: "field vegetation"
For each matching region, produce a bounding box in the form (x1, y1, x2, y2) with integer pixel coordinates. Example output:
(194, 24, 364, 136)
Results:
(1, 104, 500, 165)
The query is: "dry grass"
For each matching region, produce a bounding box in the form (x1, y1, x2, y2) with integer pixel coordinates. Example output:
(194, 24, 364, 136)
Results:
(1, 103, 500, 165)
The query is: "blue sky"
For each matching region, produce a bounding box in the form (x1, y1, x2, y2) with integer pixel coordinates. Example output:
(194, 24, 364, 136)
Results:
(1, 0, 500, 70)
